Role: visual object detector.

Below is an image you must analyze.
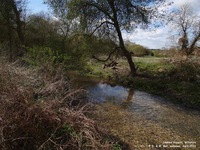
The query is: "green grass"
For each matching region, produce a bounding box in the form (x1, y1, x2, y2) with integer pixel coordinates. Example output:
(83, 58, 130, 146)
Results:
(130, 77, 200, 108)
(132, 58, 200, 109)
(133, 56, 168, 63)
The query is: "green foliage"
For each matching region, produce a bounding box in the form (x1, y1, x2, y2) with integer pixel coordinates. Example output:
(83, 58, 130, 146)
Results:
(152, 48, 179, 57)
(126, 42, 151, 57)
(22, 45, 94, 71)
(129, 59, 200, 108)
(112, 142, 122, 150)
(68, 34, 116, 56)
(82, 62, 113, 78)
(136, 61, 174, 77)
(46, 0, 169, 76)
(23, 46, 71, 68)
(65, 34, 117, 70)
(25, 13, 63, 49)
(62, 0, 168, 32)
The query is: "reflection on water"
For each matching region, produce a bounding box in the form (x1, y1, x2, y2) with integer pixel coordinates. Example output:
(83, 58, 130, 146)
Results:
(88, 83, 128, 103)
(126, 88, 135, 102)
(121, 88, 135, 109)
(71, 76, 200, 147)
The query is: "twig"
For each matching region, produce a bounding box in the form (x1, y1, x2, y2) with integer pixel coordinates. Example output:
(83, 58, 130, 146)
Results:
(92, 47, 120, 62)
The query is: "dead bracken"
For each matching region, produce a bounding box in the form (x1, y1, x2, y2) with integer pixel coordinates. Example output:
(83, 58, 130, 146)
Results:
(0, 60, 127, 150)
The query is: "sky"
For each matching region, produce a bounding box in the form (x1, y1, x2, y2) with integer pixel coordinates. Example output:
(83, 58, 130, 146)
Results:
(28, 0, 48, 14)
(124, 0, 200, 49)
(28, 0, 200, 49)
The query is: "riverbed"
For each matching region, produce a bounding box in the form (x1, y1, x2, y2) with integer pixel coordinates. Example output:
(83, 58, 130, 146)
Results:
(71, 76, 200, 149)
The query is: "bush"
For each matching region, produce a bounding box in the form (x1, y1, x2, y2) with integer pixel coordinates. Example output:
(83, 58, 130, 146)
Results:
(125, 43, 150, 57)
(169, 59, 200, 82)
(23, 46, 71, 66)
(152, 48, 179, 57)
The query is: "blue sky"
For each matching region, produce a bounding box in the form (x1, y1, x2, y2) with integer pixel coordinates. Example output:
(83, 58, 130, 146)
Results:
(28, 0, 48, 14)
(27, 0, 199, 49)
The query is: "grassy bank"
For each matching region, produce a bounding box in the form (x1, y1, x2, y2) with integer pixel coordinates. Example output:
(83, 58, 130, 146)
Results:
(0, 58, 129, 150)
(82, 56, 200, 109)
(130, 57, 200, 109)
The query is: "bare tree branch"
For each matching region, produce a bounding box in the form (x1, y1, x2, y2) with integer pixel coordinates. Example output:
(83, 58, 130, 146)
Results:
(92, 47, 120, 62)
(90, 20, 114, 35)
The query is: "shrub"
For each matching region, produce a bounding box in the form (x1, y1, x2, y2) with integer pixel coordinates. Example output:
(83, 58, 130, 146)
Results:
(23, 46, 71, 66)
(169, 59, 200, 81)
(126, 43, 150, 57)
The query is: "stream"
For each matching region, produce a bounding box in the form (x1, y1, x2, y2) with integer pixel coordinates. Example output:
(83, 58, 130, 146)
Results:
(71, 75, 200, 149)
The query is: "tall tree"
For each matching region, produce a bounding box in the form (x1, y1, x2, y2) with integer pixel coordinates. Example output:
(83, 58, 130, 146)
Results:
(0, 0, 26, 46)
(46, 0, 169, 76)
(171, 4, 200, 56)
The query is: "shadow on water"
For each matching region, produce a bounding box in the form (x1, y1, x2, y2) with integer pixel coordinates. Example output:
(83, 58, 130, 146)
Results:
(71, 75, 200, 149)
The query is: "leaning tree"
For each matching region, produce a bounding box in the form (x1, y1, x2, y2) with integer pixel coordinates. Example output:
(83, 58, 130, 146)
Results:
(45, 0, 170, 76)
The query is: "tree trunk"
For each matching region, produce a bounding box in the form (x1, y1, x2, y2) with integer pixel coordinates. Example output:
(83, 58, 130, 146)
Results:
(10, 0, 25, 45)
(187, 32, 200, 56)
(7, 19, 13, 61)
(109, 1, 137, 77)
(121, 45, 137, 76)
(114, 22, 137, 76)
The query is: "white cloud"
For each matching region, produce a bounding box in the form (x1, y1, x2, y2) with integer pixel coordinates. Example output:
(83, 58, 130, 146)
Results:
(125, 0, 200, 49)
(123, 26, 170, 49)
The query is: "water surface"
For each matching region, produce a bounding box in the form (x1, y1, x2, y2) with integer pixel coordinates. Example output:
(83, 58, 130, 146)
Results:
(72, 76, 200, 149)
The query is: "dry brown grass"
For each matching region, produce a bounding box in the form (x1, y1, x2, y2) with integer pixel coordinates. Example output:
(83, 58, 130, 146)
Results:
(0, 60, 115, 150)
